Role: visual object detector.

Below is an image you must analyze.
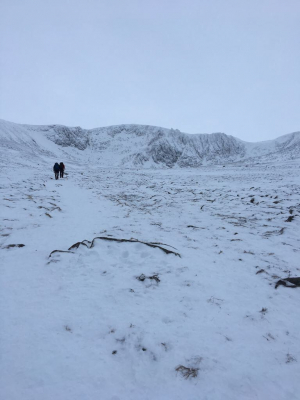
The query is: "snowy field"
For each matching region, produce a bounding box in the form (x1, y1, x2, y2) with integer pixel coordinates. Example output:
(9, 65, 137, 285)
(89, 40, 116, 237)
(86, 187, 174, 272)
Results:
(1, 160, 300, 400)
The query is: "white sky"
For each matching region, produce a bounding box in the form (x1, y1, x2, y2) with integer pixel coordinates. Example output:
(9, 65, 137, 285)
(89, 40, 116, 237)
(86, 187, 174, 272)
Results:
(0, 0, 299, 142)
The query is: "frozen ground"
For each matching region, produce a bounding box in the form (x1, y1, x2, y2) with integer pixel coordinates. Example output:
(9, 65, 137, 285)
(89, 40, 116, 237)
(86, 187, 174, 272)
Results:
(1, 159, 300, 399)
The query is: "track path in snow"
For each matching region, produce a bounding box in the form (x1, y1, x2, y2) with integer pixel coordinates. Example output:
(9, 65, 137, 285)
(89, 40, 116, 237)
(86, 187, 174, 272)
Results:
(0, 171, 120, 397)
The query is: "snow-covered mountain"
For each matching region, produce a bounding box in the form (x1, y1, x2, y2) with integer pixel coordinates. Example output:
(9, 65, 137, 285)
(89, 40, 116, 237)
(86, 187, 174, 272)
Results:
(1, 119, 300, 168)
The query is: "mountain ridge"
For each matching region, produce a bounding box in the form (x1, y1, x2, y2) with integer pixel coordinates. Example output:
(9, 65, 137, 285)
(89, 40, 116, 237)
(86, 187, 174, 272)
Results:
(1, 119, 300, 168)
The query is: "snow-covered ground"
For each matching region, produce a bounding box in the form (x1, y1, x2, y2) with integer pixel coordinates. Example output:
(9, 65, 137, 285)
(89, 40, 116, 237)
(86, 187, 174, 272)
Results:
(1, 152, 300, 399)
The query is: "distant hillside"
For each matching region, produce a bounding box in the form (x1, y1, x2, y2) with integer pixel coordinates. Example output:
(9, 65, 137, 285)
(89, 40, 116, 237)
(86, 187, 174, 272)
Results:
(1, 119, 300, 168)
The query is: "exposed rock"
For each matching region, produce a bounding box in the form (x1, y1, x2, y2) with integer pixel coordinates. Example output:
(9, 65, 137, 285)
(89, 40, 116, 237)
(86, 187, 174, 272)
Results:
(275, 277, 300, 289)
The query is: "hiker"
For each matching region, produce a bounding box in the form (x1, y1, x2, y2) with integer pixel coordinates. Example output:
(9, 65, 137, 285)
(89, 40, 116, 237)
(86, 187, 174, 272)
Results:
(59, 162, 65, 178)
(53, 162, 60, 180)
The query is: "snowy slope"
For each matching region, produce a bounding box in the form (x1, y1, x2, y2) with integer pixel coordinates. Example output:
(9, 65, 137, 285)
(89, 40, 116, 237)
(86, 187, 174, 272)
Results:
(240, 132, 300, 163)
(1, 118, 300, 399)
(1, 119, 300, 168)
(1, 158, 300, 400)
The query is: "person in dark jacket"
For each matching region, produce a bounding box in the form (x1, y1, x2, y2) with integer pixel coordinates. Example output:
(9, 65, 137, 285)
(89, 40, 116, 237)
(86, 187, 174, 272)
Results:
(59, 162, 65, 178)
(53, 162, 60, 180)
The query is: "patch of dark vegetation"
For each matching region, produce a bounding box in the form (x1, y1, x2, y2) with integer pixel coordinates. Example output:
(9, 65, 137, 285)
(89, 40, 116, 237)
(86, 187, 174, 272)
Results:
(275, 277, 300, 289)
(286, 353, 297, 364)
(59, 236, 181, 257)
(4, 244, 25, 249)
(49, 249, 75, 257)
(51, 206, 62, 212)
(207, 296, 224, 308)
(64, 325, 72, 332)
(49, 234, 179, 259)
(285, 216, 295, 222)
(244, 250, 255, 255)
(149, 274, 160, 283)
(68, 241, 90, 250)
(148, 241, 178, 250)
(136, 274, 146, 282)
(136, 273, 160, 283)
(272, 274, 280, 279)
(175, 365, 199, 379)
(263, 227, 285, 237)
(256, 269, 266, 275)
(263, 333, 275, 341)
(161, 343, 168, 351)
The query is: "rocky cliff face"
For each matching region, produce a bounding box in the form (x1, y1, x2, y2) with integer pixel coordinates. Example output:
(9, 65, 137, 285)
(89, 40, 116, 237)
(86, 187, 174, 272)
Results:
(27, 124, 90, 150)
(87, 125, 248, 167)
(1, 119, 300, 168)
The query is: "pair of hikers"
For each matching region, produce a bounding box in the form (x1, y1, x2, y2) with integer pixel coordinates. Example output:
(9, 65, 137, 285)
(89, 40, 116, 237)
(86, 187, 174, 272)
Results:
(53, 162, 65, 180)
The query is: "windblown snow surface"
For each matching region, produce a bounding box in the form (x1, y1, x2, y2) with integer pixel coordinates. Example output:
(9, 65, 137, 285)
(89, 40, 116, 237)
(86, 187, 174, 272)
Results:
(1, 119, 300, 400)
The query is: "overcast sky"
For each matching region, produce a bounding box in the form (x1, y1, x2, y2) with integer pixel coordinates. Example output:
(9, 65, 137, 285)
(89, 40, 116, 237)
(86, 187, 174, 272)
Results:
(0, 0, 299, 141)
